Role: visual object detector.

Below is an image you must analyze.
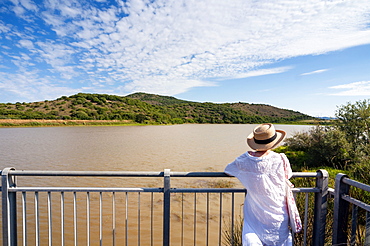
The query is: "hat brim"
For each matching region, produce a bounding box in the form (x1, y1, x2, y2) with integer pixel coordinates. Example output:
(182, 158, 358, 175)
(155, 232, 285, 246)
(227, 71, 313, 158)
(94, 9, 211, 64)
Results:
(246, 129, 286, 151)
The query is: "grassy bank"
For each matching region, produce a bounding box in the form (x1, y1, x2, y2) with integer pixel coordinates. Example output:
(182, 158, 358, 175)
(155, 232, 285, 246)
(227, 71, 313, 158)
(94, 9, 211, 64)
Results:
(0, 119, 326, 128)
(0, 119, 142, 127)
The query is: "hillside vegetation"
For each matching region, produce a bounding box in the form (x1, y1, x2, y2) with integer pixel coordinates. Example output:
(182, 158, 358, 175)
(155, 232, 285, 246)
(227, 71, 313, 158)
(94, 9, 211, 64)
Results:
(0, 92, 314, 125)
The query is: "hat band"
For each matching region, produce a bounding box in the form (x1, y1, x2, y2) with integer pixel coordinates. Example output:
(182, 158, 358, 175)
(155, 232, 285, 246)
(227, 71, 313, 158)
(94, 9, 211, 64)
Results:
(254, 133, 277, 144)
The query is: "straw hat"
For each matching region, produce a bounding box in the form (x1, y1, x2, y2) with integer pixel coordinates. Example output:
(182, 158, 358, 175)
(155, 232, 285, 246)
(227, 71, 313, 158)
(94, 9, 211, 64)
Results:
(246, 123, 286, 151)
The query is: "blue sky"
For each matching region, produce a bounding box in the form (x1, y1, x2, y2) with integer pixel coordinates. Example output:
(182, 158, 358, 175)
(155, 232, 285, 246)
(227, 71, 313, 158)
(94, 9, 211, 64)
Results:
(1, 0, 370, 117)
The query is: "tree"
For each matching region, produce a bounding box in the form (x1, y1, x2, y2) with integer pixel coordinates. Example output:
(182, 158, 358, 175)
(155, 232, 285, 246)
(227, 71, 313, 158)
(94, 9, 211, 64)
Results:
(335, 99, 370, 153)
(71, 110, 90, 120)
(135, 113, 148, 123)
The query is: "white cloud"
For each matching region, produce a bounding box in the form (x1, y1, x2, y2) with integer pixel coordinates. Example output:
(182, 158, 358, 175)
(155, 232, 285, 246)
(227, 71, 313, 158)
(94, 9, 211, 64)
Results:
(0, 70, 79, 102)
(122, 76, 216, 96)
(19, 0, 38, 12)
(301, 69, 329, 76)
(2, 0, 370, 101)
(41, 11, 65, 28)
(231, 67, 293, 79)
(58, 4, 80, 18)
(12, 5, 26, 16)
(330, 81, 370, 96)
(36, 41, 75, 67)
(18, 39, 35, 50)
(0, 65, 11, 69)
(0, 22, 11, 34)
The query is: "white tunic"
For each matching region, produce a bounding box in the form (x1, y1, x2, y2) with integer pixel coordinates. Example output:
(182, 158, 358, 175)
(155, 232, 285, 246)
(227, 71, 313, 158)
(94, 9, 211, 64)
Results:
(225, 151, 292, 246)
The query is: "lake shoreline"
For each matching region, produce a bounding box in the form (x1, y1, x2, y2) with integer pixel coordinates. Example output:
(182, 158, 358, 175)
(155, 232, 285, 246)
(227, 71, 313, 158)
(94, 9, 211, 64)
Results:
(0, 119, 324, 127)
(0, 119, 143, 127)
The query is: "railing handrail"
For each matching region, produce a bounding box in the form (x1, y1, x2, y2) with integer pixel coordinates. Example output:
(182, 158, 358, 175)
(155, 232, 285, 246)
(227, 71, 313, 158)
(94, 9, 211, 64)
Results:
(342, 176, 370, 193)
(0, 169, 318, 178)
(7, 168, 370, 245)
(1, 168, 328, 246)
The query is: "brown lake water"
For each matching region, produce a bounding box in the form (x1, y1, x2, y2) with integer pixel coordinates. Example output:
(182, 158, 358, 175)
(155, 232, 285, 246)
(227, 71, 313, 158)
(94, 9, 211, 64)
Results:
(0, 124, 311, 173)
(0, 124, 312, 245)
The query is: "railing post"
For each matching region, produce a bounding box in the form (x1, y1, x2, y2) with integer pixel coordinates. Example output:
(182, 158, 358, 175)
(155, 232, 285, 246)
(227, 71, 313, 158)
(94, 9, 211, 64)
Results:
(2, 167, 17, 246)
(332, 173, 350, 245)
(163, 169, 171, 246)
(312, 169, 328, 246)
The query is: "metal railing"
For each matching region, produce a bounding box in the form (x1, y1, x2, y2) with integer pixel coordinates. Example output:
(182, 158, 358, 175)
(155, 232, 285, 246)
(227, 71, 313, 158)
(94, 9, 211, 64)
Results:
(332, 173, 370, 245)
(1, 168, 329, 246)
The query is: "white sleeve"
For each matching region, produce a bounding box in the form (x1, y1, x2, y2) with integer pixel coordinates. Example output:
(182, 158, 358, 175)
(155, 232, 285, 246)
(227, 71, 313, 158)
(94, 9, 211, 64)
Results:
(224, 160, 240, 178)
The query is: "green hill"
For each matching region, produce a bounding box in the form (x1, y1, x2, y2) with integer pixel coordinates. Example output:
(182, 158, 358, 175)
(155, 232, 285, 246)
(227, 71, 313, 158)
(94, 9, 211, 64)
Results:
(0, 92, 315, 124)
(126, 92, 191, 106)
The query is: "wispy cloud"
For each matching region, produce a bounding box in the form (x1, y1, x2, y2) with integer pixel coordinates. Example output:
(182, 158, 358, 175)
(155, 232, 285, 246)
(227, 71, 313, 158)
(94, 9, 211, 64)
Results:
(0, 70, 79, 101)
(1, 0, 370, 101)
(301, 69, 329, 76)
(230, 66, 293, 79)
(330, 81, 370, 96)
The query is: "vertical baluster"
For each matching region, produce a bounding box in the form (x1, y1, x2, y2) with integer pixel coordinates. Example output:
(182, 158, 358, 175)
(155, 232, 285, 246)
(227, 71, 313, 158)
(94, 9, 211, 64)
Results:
(86, 192, 90, 246)
(292, 193, 298, 243)
(151, 192, 153, 246)
(138, 192, 141, 246)
(365, 211, 370, 245)
(206, 193, 209, 246)
(22, 192, 27, 246)
(61, 192, 64, 246)
(303, 193, 309, 246)
(112, 192, 116, 246)
(48, 192, 52, 246)
(35, 192, 39, 246)
(125, 192, 128, 246)
(219, 193, 223, 246)
(99, 192, 103, 246)
(73, 192, 77, 246)
(181, 193, 184, 246)
(193, 193, 197, 246)
(350, 205, 358, 245)
(231, 192, 235, 246)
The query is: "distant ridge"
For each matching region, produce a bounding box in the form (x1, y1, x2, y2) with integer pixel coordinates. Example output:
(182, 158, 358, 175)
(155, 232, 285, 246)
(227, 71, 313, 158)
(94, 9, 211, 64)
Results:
(126, 92, 191, 105)
(0, 92, 316, 124)
(126, 92, 313, 118)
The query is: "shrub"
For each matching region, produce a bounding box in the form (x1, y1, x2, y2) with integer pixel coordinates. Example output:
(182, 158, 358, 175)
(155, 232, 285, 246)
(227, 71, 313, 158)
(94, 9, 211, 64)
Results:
(283, 125, 351, 170)
(171, 118, 184, 124)
(71, 111, 90, 120)
(274, 146, 308, 171)
(135, 113, 148, 123)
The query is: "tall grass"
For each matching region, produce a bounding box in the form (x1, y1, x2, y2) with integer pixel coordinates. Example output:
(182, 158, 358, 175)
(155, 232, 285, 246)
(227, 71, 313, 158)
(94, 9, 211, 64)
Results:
(222, 215, 243, 246)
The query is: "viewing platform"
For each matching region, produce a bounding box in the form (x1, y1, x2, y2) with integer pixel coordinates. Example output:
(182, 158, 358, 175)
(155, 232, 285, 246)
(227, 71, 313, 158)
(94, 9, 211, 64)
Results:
(1, 168, 370, 245)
